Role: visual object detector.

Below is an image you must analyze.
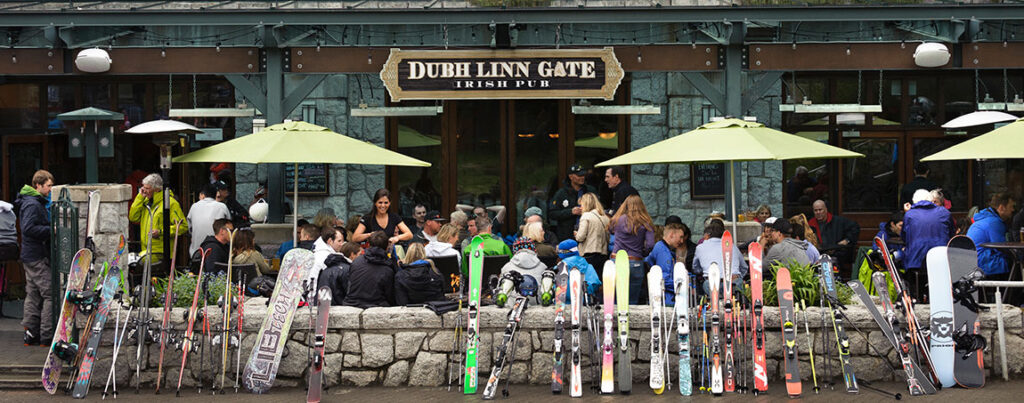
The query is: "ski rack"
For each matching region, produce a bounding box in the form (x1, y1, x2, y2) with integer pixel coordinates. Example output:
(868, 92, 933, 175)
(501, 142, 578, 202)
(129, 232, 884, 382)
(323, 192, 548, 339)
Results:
(972, 279, 1024, 381)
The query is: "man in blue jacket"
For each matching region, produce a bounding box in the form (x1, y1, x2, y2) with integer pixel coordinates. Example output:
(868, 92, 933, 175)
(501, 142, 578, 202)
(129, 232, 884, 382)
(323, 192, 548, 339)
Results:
(13, 170, 54, 346)
(967, 193, 1017, 277)
(645, 223, 685, 305)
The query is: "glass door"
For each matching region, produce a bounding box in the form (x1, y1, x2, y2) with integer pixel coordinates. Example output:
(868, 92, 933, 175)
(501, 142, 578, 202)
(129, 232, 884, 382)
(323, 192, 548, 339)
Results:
(453, 101, 506, 228)
(509, 100, 562, 234)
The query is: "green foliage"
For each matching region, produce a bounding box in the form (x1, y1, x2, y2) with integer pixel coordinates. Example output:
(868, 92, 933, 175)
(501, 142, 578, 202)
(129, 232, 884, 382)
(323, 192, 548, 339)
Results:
(152, 271, 232, 308)
(746, 259, 853, 307)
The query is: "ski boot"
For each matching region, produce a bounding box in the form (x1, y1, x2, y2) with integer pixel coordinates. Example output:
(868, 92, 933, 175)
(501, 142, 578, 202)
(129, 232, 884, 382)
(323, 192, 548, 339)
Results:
(539, 270, 555, 306)
(494, 271, 523, 308)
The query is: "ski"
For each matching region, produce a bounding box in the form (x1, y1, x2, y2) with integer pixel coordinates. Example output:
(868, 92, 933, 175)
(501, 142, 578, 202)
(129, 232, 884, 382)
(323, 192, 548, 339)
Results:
(306, 286, 332, 402)
(600, 261, 615, 394)
(777, 266, 802, 398)
(71, 266, 121, 398)
(614, 250, 631, 394)
(463, 240, 484, 394)
(721, 230, 735, 393)
(42, 248, 92, 394)
(483, 296, 528, 399)
(673, 262, 691, 396)
(155, 219, 183, 394)
(708, 261, 723, 395)
(217, 228, 238, 393)
(551, 262, 568, 394)
(927, 245, 956, 388)
(243, 248, 314, 393)
(234, 277, 246, 393)
(177, 248, 209, 396)
(84, 190, 101, 253)
(748, 243, 768, 395)
(648, 265, 665, 394)
(851, 277, 936, 396)
(947, 235, 986, 389)
(568, 268, 583, 397)
(819, 257, 858, 393)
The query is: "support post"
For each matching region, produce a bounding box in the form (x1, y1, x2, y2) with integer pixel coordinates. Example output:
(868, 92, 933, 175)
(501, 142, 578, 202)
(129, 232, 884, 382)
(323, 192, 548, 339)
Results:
(265, 47, 285, 223)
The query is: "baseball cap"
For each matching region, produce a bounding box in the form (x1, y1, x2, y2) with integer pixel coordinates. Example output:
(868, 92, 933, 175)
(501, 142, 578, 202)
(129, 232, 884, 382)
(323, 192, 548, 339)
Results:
(765, 217, 792, 235)
(524, 206, 543, 219)
(426, 210, 446, 222)
(568, 164, 585, 175)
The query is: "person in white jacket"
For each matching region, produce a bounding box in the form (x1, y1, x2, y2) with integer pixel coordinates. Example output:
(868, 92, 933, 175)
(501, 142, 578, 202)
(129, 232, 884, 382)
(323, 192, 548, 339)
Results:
(309, 226, 345, 298)
(499, 237, 549, 299)
(424, 223, 461, 266)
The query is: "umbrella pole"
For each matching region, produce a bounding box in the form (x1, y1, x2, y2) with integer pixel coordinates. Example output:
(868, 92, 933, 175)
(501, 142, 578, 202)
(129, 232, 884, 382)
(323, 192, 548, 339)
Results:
(293, 162, 299, 247)
(729, 160, 738, 236)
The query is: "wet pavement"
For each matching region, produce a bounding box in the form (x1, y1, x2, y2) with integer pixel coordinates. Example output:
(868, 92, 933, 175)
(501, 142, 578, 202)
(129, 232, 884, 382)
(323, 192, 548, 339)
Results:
(6, 380, 1024, 402)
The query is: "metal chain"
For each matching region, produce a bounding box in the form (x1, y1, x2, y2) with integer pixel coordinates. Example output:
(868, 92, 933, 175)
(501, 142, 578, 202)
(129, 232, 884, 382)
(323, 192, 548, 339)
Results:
(975, 69, 980, 104)
(878, 70, 883, 105)
(443, 25, 448, 50)
(192, 74, 198, 109)
(857, 70, 862, 105)
(168, 74, 172, 111)
(555, 24, 561, 49)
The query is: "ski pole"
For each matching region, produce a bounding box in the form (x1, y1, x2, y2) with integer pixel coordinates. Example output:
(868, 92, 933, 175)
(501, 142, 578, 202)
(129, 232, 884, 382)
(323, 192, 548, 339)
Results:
(819, 281, 833, 390)
(801, 300, 819, 394)
(861, 379, 903, 400)
(234, 276, 245, 393)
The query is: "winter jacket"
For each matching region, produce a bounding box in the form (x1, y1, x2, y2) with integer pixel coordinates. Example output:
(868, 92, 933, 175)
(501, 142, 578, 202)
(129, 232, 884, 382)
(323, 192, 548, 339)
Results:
(317, 254, 351, 306)
(186, 197, 230, 256)
(607, 182, 639, 216)
(967, 207, 1010, 276)
(499, 249, 549, 292)
(764, 238, 812, 268)
(13, 185, 50, 262)
(692, 237, 748, 277)
(801, 240, 821, 263)
(0, 200, 17, 246)
(548, 182, 597, 242)
(310, 237, 337, 293)
(128, 189, 188, 258)
(575, 210, 609, 256)
(424, 240, 461, 267)
(902, 201, 955, 270)
(808, 213, 860, 251)
(644, 240, 679, 305)
(560, 255, 602, 298)
(611, 216, 654, 259)
(232, 249, 270, 276)
(343, 247, 397, 308)
(461, 233, 512, 275)
(193, 235, 229, 273)
(394, 259, 445, 305)
(873, 222, 902, 253)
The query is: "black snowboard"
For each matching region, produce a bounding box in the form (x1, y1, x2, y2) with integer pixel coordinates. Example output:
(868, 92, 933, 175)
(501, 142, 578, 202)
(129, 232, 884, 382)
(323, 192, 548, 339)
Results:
(947, 235, 985, 389)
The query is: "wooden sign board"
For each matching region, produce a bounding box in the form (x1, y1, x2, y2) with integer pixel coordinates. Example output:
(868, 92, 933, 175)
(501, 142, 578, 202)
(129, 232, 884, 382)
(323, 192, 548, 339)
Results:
(380, 48, 624, 101)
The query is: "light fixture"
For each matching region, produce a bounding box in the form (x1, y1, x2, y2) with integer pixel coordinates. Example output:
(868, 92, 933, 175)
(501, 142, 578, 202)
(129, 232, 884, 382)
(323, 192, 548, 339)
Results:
(216, 42, 221, 53)
(846, 46, 851, 56)
(913, 42, 950, 68)
(367, 50, 372, 65)
(572, 105, 662, 115)
(350, 105, 443, 117)
(161, 47, 166, 58)
(636, 49, 642, 63)
(75, 48, 112, 73)
(10, 54, 15, 64)
(598, 131, 617, 139)
(517, 133, 535, 138)
(548, 133, 559, 139)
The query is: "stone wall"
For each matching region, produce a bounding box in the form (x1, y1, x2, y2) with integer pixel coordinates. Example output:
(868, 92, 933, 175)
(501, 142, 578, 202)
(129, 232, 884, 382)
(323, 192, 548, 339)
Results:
(86, 299, 1023, 390)
(49, 184, 132, 264)
(629, 71, 784, 231)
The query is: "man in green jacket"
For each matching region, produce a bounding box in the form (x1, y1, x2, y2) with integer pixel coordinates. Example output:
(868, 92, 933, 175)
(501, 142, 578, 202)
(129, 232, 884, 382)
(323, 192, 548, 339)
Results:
(462, 215, 511, 275)
(128, 173, 188, 264)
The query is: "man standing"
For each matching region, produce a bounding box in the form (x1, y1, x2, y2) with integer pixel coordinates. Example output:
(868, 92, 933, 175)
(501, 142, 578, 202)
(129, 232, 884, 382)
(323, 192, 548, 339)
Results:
(194, 218, 233, 274)
(644, 223, 686, 305)
(412, 210, 444, 244)
(15, 170, 54, 346)
(461, 216, 512, 274)
(129, 173, 188, 264)
(214, 180, 251, 228)
(900, 162, 938, 207)
(604, 166, 639, 215)
(808, 200, 860, 267)
(187, 183, 230, 256)
(549, 164, 597, 242)
(409, 204, 428, 240)
(761, 217, 811, 267)
(967, 193, 1017, 278)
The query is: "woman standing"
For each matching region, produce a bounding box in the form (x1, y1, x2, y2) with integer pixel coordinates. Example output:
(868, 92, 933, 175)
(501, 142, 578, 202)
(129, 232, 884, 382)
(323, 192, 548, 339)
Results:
(351, 189, 413, 246)
(231, 228, 271, 276)
(575, 192, 610, 271)
(607, 195, 655, 304)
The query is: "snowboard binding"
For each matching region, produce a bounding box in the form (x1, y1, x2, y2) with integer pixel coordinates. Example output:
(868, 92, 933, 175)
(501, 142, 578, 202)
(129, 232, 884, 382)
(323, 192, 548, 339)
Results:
(69, 289, 99, 314)
(495, 271, 523, 308)
(953, 326, 987, 360)
(53, 340, 79, 362)
(952, 271, 989, 314)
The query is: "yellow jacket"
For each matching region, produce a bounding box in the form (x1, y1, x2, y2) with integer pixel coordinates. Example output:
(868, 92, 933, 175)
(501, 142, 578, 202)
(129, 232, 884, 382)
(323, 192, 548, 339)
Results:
(129, 189, 188, 257)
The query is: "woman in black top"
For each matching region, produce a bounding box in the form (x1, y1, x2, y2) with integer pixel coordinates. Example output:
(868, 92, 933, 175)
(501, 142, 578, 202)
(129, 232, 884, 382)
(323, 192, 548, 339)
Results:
(351, 188, 413, 245)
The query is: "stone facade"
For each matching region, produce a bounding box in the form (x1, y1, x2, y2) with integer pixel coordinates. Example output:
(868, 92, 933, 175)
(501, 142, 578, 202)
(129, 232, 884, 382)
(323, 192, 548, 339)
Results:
(630, 71, 784, 231)
(87, 300, 1023, 390)
(49, 184, 133, 264)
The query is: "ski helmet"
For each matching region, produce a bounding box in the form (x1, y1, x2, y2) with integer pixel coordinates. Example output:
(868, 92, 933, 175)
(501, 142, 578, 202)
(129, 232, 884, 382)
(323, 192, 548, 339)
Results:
(518, 274, 539, 297)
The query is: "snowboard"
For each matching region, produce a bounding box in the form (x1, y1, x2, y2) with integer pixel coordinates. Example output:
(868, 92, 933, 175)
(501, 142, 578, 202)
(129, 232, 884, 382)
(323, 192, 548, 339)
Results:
(947, 235, 985, 389)
(71, 266, 121, 398)
(614, 250, 631, 394)
(648, 265, 665, 394)
(463, 240, 484, 394)
(926, 246, 956, 388)
(777, 266, 802, 398)
(708, 262, 723, 396)
(600, 261, 616, 394)
(307, 286, 332, 403)
(820, 258, 858, 393)
(42, 248, 92, 394)
(569, 268, 583, 397)
(748, 242, 768, 395)
(551, 262, 568, 394)
(483, 296, 528, 400)
(673, 262, 691, 396)
(243, 248, 314, 394)
(176, 247, 209, 396)
(721, 230, 735, 392)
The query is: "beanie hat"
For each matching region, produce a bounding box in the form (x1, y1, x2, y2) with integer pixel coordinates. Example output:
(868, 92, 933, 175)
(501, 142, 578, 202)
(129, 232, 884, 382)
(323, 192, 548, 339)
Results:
(512, 237, 536, 254)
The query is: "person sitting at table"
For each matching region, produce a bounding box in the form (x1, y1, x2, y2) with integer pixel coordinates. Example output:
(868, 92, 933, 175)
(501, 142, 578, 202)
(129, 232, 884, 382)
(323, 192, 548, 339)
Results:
(808, 200, 860, 268)
(395, 242, 445, 305)
(967, 193, 1017, 279)
(344, 231, 397, 308)
(762, 218, 811, 268)
(790, 222, 820, 264)
(318, 242, 362, 306)
(692, 219, 747, 297)
(231, 228, 270, 276)
(873, 211, 904, 254)
(644, 222, 687, 305)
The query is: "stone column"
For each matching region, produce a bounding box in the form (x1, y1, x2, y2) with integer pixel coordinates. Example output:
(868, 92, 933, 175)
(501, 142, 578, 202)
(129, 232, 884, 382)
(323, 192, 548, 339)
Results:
(50, 184, 133, 264)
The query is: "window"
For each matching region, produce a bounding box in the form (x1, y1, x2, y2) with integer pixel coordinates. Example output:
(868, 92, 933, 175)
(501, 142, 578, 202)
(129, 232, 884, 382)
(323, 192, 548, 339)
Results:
(842, 138, 898, 212)
(0, 84, 40, 129)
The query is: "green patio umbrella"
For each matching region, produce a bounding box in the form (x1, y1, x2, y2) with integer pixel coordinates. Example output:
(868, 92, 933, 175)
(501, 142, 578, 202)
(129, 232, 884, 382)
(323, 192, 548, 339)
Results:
(174, 121, 430, 244)
(922, 118, 1024, 161)
(596, 118, 863, 234)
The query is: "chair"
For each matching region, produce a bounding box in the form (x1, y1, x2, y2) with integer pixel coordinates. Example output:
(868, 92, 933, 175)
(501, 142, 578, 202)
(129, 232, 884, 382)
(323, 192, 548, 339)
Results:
(482, 254, 511, 283)
(430, 255, 461, 294)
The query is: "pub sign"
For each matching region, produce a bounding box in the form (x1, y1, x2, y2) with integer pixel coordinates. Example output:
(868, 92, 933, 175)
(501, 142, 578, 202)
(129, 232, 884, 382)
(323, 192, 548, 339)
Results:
(380, 48, 624, 101)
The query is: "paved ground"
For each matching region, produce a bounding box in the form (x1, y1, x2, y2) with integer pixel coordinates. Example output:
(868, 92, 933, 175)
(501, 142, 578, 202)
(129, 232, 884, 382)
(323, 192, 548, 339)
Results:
(0, 317, 49, 364)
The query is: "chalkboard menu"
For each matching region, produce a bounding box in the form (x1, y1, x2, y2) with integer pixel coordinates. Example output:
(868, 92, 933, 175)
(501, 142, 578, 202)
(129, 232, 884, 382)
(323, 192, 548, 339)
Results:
(285, 164, 329, 195)
(691, 163, 726, 200)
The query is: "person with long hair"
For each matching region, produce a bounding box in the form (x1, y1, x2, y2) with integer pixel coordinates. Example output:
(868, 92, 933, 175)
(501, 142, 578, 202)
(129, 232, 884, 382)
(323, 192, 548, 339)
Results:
(523, 221, 557, 258)
(575, 192, 610, 270)
(607, 195, 655, 304)
(351, 189, 413, 245)
(394, 240, 445, 305)
(401, 242, 428, 266)
(231, 228, 270, 276)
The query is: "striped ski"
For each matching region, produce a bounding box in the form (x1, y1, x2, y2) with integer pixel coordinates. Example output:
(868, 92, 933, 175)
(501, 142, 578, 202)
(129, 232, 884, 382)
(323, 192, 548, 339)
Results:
(673, 262, 691, 396)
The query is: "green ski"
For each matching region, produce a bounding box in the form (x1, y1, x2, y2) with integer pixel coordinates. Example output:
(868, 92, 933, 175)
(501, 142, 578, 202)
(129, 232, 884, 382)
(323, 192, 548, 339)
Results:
(463, 238, 484, 394)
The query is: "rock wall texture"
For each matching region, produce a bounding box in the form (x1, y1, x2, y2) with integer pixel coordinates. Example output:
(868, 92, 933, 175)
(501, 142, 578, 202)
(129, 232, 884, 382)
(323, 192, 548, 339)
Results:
(84, 299, 1023, 390)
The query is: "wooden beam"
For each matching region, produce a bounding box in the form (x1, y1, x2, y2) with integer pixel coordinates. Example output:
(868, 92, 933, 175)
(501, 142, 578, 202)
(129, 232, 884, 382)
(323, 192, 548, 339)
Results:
(614, 45, 719, 72)
(962, 42, 1024, 68)
(749, 43, 930, 71)
(86, 48, 259, 74)
(0, 48, 62, 74)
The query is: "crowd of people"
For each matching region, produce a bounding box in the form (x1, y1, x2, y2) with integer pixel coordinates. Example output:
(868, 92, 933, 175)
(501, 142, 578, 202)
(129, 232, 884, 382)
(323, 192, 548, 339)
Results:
(4, 161, 1022, 346)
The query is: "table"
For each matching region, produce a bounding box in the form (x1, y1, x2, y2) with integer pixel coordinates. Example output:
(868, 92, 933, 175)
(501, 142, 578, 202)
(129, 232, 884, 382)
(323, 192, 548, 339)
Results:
(978, 242, 1024, 304)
